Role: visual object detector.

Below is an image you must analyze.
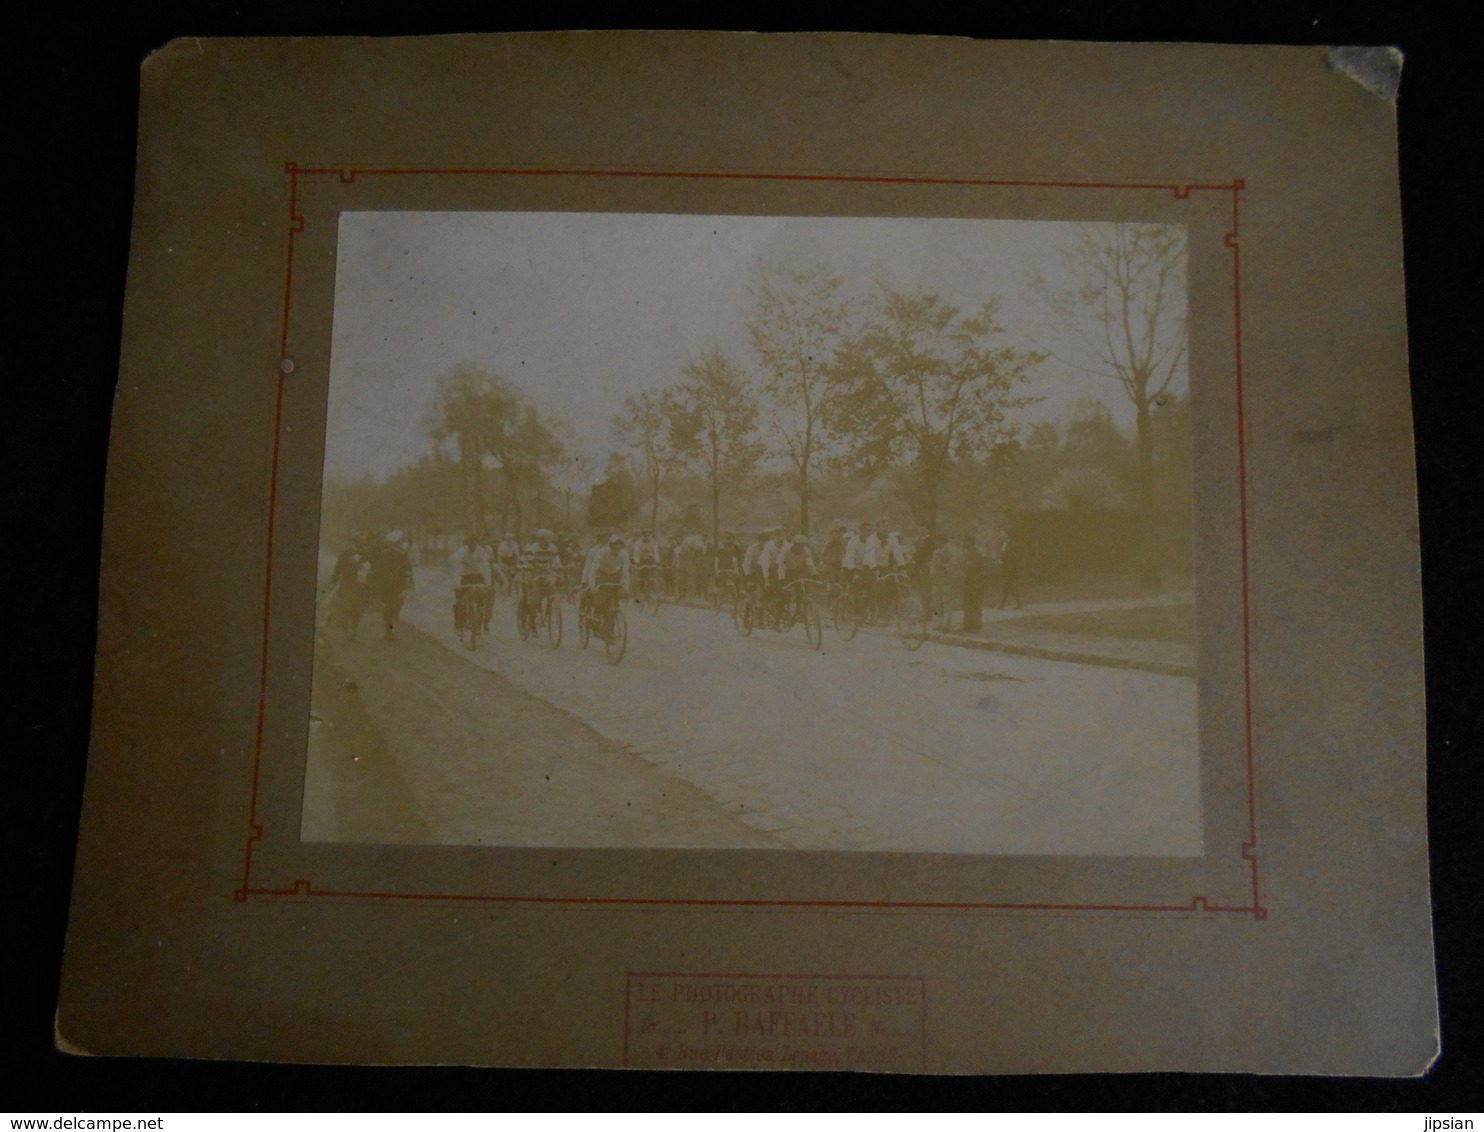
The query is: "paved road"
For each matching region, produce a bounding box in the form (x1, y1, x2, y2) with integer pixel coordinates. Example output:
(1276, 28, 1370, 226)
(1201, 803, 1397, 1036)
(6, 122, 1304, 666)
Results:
(303, 613, 780, 848)
(392, 569, 1201, 856)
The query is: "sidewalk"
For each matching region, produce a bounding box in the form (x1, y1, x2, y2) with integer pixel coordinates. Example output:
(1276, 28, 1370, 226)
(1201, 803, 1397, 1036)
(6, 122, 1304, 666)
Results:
(666, 591, 1196, 679)
(928, 594, 1196, 679)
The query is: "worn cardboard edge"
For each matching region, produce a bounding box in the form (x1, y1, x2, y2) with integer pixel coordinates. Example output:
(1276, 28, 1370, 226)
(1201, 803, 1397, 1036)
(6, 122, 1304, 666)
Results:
(1326, 45, 1404, 101)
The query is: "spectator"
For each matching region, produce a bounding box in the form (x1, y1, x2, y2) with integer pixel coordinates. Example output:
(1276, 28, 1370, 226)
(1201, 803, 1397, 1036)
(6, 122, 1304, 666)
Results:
(931, 535, 965, 631)
(961, 533, 987, 632)
(996, 531, 1024, 610)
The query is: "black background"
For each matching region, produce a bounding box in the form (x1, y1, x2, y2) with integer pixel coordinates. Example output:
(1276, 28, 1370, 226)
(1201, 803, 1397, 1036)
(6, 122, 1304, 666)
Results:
(10, 1, 1481, 1112)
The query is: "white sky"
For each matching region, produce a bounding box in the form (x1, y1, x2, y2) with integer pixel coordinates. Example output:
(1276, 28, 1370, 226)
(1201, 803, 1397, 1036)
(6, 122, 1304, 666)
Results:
(323, 211, 1187, 483)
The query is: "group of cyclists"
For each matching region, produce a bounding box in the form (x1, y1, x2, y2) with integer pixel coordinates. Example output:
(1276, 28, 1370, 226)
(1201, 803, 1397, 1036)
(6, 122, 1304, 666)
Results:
(444, 519, 965, 634)
(326, 515, 1012, 656)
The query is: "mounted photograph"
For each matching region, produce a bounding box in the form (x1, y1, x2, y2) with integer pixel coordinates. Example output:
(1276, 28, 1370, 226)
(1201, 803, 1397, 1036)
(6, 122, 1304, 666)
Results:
(303, 210, 1198, 856)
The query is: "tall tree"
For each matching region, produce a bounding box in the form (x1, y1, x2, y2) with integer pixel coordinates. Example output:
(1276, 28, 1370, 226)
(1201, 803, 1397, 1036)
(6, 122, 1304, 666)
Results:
(747, 264, 853, 535)
(485, 396, 565, 537)
(429, 364, 504, 536)
(429, 365, 564, 538)
(616, 389, 689, 530)
(833, 288, 1042, 532)
(673, 349, 764, 542)
(1038, 223, 1188, 587)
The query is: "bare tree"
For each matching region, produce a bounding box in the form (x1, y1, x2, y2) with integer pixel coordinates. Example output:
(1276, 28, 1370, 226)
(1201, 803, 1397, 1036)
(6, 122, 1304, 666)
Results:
(747, 264, 854, 535)
(616, 389, 689, 531)
(673, 349, 764, 543)
(1038, 223, 1187, 586)
(833, 288, 1042, 532)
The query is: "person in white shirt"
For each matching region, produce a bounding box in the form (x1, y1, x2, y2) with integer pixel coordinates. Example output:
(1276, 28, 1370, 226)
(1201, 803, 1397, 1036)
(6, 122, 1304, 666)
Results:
(449, 534, 493, 631)
(755, 531, 787, 617)
(582, 535, 632, 627)
(755, 531, 785, 580)
(882, 529, 910, 571)
(632, 531, 661, 566)
(495, 532, 521, 592)
(841, 525, 873, 572)
(582, 535, 628, 586)
(778, 533, 817, 582)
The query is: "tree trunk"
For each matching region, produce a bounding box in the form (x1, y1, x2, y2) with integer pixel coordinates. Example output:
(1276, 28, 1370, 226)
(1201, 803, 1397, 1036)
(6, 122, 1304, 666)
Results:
(458, 434, 480, 536)
(1134, 395, 1159, 590)
(711, 476, 721, 544)
(798, 462, 810, 536)
(920, 446, 946, 534)
(471, 450, 486, 538)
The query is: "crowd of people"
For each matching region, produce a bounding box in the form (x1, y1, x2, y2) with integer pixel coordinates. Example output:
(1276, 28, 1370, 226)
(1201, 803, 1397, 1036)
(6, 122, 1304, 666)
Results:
(323, 520, 1025, 645)
(324, 530, 417, 640)
(435, 522, 1023, 634)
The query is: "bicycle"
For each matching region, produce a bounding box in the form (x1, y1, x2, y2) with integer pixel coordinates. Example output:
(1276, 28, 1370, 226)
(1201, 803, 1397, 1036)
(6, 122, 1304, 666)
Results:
(877, 569, 929, 651)
(738, 577, 823, 650)
(518, 572, 563, 648)
(712, 568, 741, 622)
(578, 583, 628, 665)
(832, 573, 872, 642)
(453, 582, 488, 649)
(634, 562, 664, 615)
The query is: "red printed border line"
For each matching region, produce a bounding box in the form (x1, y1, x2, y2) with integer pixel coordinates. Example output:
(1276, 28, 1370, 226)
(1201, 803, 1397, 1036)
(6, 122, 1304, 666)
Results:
(237, 164, 1262, 921)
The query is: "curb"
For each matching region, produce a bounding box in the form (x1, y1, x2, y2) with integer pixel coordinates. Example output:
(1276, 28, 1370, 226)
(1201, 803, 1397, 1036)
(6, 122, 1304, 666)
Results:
(925, 632, 1195, 679)
(662, 594, 1195, 679)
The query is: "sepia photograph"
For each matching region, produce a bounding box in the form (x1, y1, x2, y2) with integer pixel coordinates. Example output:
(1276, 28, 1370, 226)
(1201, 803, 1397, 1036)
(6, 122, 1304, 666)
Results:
(304, 210, 1198, 856)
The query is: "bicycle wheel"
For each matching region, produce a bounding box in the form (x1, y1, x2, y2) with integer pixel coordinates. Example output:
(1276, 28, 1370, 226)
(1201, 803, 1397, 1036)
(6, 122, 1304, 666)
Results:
(833, 593, 860, 641)
(606, 609, 628, 664)
(516, 601, 530, 641)
(579, 608, 591, 649)
(897, 593, 928, 651)
(737, 594, 755, 636)
(802, 598, 824, 651)
(645, 580, 662, 615)
(546, 599, 563, 648)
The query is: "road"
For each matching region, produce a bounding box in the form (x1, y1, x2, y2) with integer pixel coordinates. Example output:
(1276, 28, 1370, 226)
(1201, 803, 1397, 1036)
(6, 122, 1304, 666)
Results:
(361, 568, 1202, 856)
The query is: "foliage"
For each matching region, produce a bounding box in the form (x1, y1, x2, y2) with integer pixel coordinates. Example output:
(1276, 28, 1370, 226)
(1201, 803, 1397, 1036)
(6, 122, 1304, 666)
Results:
(1040, 465, 1129, 510)
(672, 348, 765, 540)
(428, 364, 565, 537)
(1035, 223, 1189, 586)
(747, 264, 855, 533)
(831, 288, 1043, 530)
(615, 388, 690, 530)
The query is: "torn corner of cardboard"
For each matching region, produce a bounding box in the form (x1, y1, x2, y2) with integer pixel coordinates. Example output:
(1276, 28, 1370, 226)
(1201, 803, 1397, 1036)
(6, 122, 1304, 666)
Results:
(53, 1009, 94, 1058)
(1326, 45, 1405, 102)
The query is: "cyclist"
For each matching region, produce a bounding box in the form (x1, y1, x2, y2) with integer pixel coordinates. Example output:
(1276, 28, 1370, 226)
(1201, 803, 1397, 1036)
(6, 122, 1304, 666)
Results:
(740, 532, 767, 596)
(844, 523, 887, 620)
(709, 532, 742, 608)
(820, 525, 846, 592)
(713, 531, 742, 583)
(449, 533, 493, 633)
(777, 533, 817, 621)
(496, 531, 521, 594)
(518, 529, 564, 636)
(755, 531, 788, 622)
(881, 529, 910, 572)
(581, 534, 631, 633)
(631, 529, 662, 603)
